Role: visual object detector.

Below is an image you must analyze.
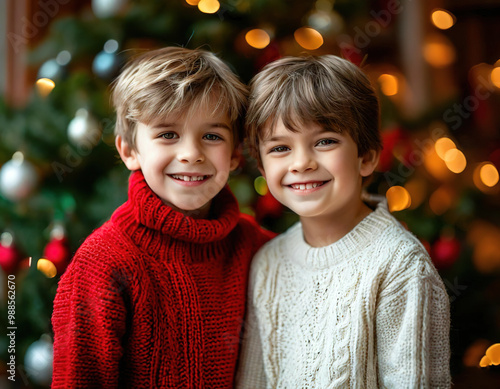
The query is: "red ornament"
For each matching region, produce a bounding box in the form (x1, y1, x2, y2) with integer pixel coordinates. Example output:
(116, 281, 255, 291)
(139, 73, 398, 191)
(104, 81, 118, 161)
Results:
(431, 235, 461, 270)
(0, 232, 22, 274)
(43, 224, 71, 274)
(255, 192, 284, 223)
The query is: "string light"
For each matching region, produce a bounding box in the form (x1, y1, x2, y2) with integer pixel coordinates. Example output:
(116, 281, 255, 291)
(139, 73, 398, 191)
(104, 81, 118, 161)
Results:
(444, 148, 466, 173)
(491, 67, 500, 88)
(479, 163, 499, 187)
(245, 29, 271, 49)
(435, 137, 456, 160)
(423, 34, 456, 68)
(386, 186, 411, 212)
(35, 78, 56, 97)
(431, 9, 456, 30)
(378, 74, 398, 96)
(37, 258, 57, 278)
(294, 27, 323, 50)
(198, 0, 220, 14)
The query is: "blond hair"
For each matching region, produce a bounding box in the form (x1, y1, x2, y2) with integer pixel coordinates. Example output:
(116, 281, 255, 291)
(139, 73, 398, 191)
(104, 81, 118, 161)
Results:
(246, 55, 382, 164)
(112, 47, 248, 149)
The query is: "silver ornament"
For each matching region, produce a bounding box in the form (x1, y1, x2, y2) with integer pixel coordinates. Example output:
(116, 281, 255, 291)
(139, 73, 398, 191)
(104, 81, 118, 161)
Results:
(0, 152, 38, 201)
(24, 334, 53, 387)
(67, 108, 102, 148)
(92, 0, 127, 18)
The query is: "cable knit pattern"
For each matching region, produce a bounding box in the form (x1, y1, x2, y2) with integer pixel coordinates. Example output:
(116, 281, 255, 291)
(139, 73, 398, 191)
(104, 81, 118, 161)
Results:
(236, 200, 451, 389)
(52, 170, 274, 388)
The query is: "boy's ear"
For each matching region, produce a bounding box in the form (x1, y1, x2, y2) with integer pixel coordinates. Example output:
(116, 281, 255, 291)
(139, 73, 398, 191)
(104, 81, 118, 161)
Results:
(115, 135, 141, 171)
(359, 149, 380, 177)
(229, 145, 242, 172)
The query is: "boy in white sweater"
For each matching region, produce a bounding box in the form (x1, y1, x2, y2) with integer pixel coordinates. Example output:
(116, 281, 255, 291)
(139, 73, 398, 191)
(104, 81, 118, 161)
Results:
(236, 55, 451, 388)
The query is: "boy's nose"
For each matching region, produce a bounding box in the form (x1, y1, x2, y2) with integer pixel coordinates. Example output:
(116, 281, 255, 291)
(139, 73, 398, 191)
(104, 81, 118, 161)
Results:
(177, 141, 205, 164)
(289, 149, 317, 173)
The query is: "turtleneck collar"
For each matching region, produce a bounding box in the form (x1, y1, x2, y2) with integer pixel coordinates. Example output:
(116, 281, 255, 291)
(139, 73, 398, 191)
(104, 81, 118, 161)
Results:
(112, 170, 240, 244)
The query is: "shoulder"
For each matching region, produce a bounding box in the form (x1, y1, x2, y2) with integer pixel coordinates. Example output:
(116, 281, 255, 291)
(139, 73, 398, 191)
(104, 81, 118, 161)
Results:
(61, 220, 138, 285)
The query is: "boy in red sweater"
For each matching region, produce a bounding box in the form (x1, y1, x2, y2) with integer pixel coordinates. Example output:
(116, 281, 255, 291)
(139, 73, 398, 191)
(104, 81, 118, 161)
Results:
(51, 47, 273, 388)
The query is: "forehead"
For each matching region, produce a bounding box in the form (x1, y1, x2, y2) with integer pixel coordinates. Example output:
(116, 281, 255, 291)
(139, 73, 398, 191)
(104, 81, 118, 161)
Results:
(260, 116, 338, 141)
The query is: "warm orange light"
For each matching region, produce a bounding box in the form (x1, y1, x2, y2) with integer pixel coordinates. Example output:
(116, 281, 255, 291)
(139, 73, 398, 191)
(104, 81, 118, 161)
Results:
(435, 137, 456, 160)
(491, 67, 500, 88)
(294, 27, 324, 50)
(444, 148, 466, 173)
(479, 163, 499, 187)
(36, 78, 56, 97)
(404, 178, 427, 209)
(198, 0, 220, 14)
(480, 355, 492, 367)
(386, 186, 411, 212)
(424, 147, 452, 181)
(245, 29, 271, 49)
(378, 74, 398, 96)
(486, 343, 500, 365)
(429, 186, 453, 215)
(37, 258, 57, 278)
(185, 0, 200, 5)
(431, 9, 455, 30)
(423, 34, 456, 68)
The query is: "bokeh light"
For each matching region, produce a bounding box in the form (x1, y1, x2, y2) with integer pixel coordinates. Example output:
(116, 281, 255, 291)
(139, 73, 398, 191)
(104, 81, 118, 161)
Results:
(254, 176, 268, 196)
(435, 137, 456, 160)
(429, 186, 453, 215)
(185, 0, 200, 5)
(431, 9, 456, 30)
(37, 258, 57, 278)
(198, 0, 220, 13)
(424, 147, 452, 181)
(245, 29, 271, 49)
(294, 27, 324, 50)
(479, 163, 499, 187)
(486, 343, 500, 365)
(378, 74, 398, 96)
(491, 67, 500, 88)
(386, 186, 411, 212)
(423, 34, 456, 68)
(444, 148, 466, 173)
(404, 178, 427, 209)
(35, 78, 56, 97)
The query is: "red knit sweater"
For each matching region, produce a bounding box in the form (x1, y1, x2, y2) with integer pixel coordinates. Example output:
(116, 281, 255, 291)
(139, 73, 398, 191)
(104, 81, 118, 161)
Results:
(51, 171, 274, 388)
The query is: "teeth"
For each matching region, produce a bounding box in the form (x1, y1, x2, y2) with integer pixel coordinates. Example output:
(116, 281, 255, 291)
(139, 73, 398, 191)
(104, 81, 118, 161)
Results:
(172, 175, 206, 182)
(291, 182, 322, 190)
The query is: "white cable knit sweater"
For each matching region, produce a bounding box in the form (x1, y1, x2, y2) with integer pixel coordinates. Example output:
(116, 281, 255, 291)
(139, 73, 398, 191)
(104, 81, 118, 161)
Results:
(236, 200, 451, 389)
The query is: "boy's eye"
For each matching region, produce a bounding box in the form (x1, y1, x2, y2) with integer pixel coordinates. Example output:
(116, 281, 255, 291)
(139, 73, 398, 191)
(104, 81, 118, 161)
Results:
(161, 132, 178, 140)
(316, 138, 338, 147)
(203, 133, 222, 141)
(269, 145, 290, 153)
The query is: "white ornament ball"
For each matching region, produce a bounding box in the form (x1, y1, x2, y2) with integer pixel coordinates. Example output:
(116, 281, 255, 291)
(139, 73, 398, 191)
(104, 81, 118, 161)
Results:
(0, 152, 38, 201)
(24, 334, 53, 387)
(92, 0, 127, 18)
(67, 108, 102, 148)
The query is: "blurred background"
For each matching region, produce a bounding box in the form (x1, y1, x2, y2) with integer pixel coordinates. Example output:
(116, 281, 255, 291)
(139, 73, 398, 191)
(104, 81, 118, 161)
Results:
(0, 0, 499, 387)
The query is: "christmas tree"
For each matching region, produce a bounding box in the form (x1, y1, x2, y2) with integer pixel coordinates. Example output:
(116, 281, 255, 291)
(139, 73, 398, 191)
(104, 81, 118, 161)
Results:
(1, 0, 500, 387)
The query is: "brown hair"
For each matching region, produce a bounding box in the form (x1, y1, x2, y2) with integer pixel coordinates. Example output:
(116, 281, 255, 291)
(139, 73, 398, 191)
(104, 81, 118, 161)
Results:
(246, 55, 382, 164)
(112, 47, 248, 149)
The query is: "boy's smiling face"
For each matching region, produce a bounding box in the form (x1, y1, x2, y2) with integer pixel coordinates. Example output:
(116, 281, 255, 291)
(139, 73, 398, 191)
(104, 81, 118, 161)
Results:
(259, 118, 378, 222)
(117, 103, 240, 218)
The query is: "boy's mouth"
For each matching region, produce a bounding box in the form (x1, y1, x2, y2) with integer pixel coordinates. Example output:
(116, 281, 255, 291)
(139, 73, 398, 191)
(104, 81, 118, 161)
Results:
(288, 181, 329, 190)
(169, 174, 211, 182)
